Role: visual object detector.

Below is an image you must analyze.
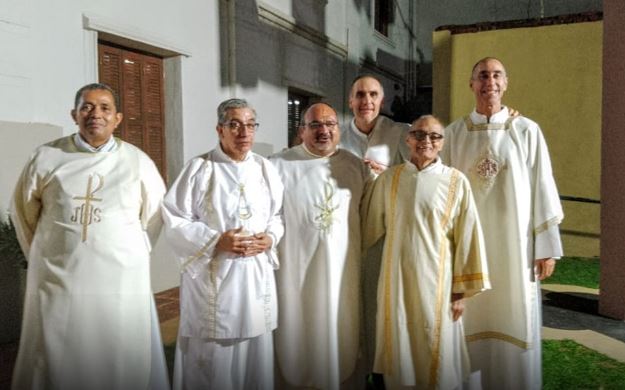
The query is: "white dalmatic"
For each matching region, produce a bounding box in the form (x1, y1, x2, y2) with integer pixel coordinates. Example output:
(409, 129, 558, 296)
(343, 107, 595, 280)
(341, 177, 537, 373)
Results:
(162, 147, 284, 389)
(441, 108, 564, 390)
(362, 159, 491, 390)
(270, 145, 372, 390)
(11, 135, 167, 390)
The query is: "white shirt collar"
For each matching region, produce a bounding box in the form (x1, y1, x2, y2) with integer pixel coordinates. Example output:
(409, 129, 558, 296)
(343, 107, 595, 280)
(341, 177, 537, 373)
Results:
(301, 143, 338, 158)
(216, 143, 252, 163)
(74, 133, 117, 153)
(470, 106, 509, 125)
(407, 156, 442, 173)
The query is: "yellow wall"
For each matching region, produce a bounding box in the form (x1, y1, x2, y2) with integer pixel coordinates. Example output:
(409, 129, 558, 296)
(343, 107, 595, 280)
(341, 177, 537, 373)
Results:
(433, 21, 602, 257)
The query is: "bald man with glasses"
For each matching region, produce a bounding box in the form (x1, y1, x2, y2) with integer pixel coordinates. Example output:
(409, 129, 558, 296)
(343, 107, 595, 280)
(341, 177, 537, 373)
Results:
(270, 102, 373, 390)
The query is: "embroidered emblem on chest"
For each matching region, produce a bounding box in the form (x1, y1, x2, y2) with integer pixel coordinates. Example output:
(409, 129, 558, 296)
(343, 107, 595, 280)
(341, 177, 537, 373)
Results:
(70, 174, 104, 242)
(314, 181, 339, 233)
(474, 151, 501, 189)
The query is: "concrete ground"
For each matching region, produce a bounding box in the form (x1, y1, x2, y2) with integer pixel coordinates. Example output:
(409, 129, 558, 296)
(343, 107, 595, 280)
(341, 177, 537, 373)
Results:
(542, 283, 625, 362)
(1, 284, 624, 389)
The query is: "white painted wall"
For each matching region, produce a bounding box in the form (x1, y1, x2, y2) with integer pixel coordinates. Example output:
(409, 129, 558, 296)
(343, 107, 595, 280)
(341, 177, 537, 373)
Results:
(0, 0, 419, 292)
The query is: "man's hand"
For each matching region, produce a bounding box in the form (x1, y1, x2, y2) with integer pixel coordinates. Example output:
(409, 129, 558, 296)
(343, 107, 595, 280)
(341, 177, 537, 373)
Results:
(363, 158, 387, 175)
(216, 228, 273, 257)
(451, 293, 465, 321)
(535, 258, 556, 280)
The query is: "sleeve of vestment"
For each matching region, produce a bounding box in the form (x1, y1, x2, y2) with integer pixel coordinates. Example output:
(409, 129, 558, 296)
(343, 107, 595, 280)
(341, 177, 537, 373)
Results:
(451, 174, 491, 298)
(161, 157, 220, 276)
(529, 123, 564, 260)
(261, 159, 285, 269)
(10, 152, 43, 260)
(139, 155, 166, 249)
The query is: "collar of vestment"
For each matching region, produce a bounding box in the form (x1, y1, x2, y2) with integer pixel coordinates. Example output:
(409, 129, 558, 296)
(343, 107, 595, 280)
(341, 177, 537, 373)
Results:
(350, 115, 385, 139)
(301, 143, 338, 158)
(466, 106, 514, 131)
(406, 156, 442, 173)
(73, 133, 118, 153)
(216, 143, 251, 163)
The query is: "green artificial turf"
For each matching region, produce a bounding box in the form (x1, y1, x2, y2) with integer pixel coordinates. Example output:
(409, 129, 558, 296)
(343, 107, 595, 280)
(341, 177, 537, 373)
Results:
(542, 256, 600, 289)
(543, 339, 625, 390)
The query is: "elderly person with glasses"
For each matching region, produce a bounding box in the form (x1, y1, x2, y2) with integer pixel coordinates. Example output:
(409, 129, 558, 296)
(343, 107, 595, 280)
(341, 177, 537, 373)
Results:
(162, 98, 284, 390)
(361, 114, 491, 390)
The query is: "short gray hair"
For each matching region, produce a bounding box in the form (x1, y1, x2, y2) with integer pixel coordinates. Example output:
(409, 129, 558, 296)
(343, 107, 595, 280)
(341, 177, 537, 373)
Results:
(217, 98, 257, 124)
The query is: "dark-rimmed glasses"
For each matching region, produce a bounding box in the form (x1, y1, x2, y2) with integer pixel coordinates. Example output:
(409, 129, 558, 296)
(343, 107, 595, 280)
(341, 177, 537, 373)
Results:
(408, 130, 444, 142)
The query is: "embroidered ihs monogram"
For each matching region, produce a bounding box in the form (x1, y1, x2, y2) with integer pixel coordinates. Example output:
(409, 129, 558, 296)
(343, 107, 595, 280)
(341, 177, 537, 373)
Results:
(314, 181, 339, 233)
(71, 174, 104, 242)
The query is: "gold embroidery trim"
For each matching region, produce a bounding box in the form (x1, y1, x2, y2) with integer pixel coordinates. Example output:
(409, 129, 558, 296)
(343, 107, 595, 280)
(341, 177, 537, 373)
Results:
(466, 331, 532, 350)
(464, 116, 515, 131)
(382, 164, 405, 374)
(534, 215, 563, 235)
(427, 169, 460, 388)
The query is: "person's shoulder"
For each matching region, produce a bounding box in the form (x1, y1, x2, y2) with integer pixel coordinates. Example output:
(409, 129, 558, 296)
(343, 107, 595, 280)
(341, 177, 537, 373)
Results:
(380, 163, 405, 179)
(251, 152, 280, 172)
(29, 135, 74, 160)
(379, 115, 410, 132)
(336, 148, 365, 165)
(268, 145, 301, 163)
(118, 138, 151, 159)
(445, 116, 468, 130)
(511, 115, 540, 130)
(443, 165, 472, 187)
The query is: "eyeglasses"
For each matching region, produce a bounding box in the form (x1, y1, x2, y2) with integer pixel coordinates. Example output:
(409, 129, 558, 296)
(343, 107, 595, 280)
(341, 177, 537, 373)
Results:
(223, 121, 259, 133)
(305, 121, 338, 131)
(408, 130, 444, 142)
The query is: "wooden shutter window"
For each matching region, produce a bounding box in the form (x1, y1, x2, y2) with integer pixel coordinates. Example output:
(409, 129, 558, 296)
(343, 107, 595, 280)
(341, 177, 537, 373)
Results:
(98, 42, 167, 180)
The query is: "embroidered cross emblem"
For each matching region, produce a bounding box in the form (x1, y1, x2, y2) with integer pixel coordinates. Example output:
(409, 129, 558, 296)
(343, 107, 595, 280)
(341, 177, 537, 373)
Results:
(71, 174, 104, 242)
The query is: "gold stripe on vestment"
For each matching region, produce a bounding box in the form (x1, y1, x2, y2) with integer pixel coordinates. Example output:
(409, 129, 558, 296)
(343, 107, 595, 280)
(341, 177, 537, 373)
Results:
(427, 169, 460, 388)
(382, 164, 406, 374)
(466, 331, 532, 349)
(534, 215, 563, 235)
(464, 116, 515, 131)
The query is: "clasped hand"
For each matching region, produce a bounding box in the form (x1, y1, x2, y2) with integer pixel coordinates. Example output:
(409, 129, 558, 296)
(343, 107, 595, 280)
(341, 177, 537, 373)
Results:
(216, 227, 273, 257)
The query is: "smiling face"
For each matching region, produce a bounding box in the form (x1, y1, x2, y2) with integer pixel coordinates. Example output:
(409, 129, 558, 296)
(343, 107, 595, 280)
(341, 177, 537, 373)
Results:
(300, 103, 340, 156)
(348, 76, 384, 133)
(71, 89, 123, 148)
(470, 58, 508, 115)
(406, 116, 445, 170)
(217, 107, 256, 161)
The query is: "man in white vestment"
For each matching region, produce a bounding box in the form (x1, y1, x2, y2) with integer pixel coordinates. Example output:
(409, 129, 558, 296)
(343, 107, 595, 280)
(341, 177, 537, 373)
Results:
(270, 103, 372, 390)
(10, 83, 169, 390)
(162, 98, 284, 390)
(340, 75, 411, 385)
(340, 74, 410, 175)
(362, 115, 491, 390)
(440, 57, 564, 390)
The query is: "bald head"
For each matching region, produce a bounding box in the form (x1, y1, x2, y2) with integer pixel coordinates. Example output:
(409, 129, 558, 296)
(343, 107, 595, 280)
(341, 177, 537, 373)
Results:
(300, 102, 340, 156)
(470, 57, 508, 116)
(349, 75, 384, 133)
